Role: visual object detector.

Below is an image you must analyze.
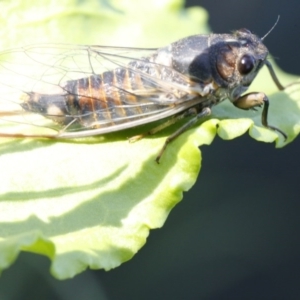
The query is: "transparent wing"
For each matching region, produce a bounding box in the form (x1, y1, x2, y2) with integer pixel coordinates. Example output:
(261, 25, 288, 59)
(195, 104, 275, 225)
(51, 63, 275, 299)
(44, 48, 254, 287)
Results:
(0, 43, 201, 137)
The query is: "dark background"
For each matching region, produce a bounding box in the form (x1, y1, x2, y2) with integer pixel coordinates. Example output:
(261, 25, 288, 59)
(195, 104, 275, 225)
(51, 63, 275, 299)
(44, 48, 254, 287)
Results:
(1, 1, 300, 299)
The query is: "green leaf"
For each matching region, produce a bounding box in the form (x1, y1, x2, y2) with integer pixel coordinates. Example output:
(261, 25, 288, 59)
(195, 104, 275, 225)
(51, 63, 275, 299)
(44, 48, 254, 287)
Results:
(0, 0, 299, 280)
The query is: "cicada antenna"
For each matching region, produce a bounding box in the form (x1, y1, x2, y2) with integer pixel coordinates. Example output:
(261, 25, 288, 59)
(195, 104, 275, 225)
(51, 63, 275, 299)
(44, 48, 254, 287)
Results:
(261, 16, 280, 40)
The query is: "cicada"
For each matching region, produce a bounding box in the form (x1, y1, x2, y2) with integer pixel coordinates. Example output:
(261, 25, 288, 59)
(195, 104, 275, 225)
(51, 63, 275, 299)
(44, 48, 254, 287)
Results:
(0, 24, 288, 162)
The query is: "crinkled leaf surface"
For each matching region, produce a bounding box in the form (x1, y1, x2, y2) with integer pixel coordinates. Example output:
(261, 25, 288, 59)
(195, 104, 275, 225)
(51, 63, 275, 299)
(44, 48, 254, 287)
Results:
(0, 0, 299, 279)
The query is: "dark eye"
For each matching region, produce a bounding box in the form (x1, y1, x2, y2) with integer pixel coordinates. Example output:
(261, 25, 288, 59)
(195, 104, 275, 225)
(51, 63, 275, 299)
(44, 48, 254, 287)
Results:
(238, 55, 255, 75)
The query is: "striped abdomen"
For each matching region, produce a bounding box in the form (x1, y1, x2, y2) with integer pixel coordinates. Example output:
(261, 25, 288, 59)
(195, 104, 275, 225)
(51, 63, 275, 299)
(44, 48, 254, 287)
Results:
(21, 60, 175, 129)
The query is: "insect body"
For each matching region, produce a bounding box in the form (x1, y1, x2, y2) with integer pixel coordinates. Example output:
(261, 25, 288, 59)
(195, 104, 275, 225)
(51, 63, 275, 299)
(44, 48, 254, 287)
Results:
(0, 28, 287, 162)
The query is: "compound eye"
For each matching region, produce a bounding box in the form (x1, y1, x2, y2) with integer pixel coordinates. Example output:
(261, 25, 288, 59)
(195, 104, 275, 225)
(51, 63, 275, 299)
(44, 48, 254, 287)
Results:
(238, 54, 255, 75)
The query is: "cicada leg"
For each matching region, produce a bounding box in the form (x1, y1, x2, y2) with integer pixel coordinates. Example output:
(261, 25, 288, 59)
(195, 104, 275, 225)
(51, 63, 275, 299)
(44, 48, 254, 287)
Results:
(233, 92, 287, 140)
(155, 107, 211, 163)
(128, 108, 198, 143)
(129, 106, 211, 163)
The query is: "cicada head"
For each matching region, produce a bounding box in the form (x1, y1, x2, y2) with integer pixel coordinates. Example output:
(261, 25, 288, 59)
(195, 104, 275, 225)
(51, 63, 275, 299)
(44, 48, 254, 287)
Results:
(169, 28, 270, 100)
(215, 29, 268, 86)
